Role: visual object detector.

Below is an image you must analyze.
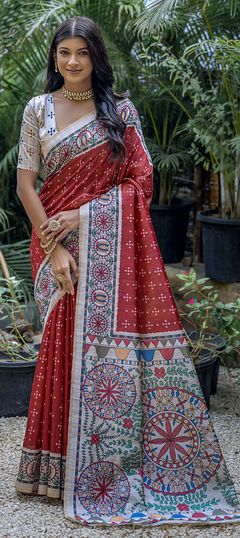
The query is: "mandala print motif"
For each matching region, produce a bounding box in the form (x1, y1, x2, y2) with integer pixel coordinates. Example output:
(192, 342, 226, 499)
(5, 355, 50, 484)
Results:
(144, 412, 199, 470)
(77, 461, 130, 516)
(83, 363, 136, 420)
(91, 262, 112, 284)
(95, 213, 113, 231)
(88, 312, 109, 334)
(143, 387, 222, 495)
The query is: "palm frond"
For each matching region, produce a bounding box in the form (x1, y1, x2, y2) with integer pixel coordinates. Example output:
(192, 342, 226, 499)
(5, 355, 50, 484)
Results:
(0, 240, 33, 298)
(0, 144, 18, 179)
(147, 138, 191, 173)
(0, 209, 10, 231)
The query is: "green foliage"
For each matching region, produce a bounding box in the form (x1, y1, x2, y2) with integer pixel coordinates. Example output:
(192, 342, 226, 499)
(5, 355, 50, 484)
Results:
(0, 276, 38, 361)
(140, 37, 240, 217)
(177, 268, 240, 359)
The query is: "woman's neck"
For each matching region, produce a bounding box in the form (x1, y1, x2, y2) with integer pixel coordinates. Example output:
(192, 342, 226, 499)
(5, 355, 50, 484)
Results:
(63, 81, 93, 93)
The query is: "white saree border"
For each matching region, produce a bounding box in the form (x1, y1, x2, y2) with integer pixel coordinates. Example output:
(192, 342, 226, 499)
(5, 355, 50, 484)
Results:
(64, 203, 90, 519)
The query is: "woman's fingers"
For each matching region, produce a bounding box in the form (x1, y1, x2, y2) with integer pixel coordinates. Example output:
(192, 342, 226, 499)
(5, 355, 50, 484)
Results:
(64, 268, 74, 295)
(40, 219, 49, 231)
(54, 229, 69, 242)
(40, 214, 62, 235)
(42, 224, 68, 241)
(54, 269, 73, 295)
(69, 256, 79, 278)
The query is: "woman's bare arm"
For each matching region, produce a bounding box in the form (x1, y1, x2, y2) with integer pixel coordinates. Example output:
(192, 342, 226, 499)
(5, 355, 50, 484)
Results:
(16, 169, 78, 294)
(16, 169, 49, 241)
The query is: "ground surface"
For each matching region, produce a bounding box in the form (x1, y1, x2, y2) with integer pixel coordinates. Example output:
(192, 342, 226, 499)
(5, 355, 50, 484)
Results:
(1, 366, 240, 538)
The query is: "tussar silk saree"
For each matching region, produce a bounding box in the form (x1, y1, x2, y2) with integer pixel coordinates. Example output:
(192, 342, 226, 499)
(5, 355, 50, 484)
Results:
(16, 96, 240, 526)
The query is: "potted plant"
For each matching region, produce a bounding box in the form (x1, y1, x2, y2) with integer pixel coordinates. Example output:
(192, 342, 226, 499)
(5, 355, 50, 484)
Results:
(136, 78, 194, 263)
(157, 39, 240, 281)
(0, 273, 39, 417)
(177, 268, 240, 407)
(143, 100, 194, 263)
(133, 0, 240, 281)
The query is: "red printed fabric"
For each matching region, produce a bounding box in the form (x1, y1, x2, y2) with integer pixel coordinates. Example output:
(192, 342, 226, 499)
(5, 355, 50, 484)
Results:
(16, 98, 240, 525)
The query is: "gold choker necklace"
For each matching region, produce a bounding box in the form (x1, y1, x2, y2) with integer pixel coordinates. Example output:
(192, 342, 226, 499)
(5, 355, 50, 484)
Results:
(62, 86, 94, 101)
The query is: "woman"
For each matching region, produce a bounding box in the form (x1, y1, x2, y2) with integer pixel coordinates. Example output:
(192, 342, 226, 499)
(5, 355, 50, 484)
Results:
(16, 16, 240, 526)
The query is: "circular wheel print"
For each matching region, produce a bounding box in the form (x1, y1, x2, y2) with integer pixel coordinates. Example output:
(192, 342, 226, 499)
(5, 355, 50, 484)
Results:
(91, 262, 112, 283)
(77, 461, 130, 516)
(87, 312, 109, 335)
(83, 363, 136, 419)
(144, 411, 200, 470)
(142, 386, 222, 495)
(94, 213, 113, 231)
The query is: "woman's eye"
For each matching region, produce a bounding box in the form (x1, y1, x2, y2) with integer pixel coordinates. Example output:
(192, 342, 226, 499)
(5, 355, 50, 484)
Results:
(80, 50, 88, 55)
(60, 51, 68, 55)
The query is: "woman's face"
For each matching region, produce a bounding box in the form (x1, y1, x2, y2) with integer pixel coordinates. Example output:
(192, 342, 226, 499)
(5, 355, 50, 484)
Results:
(54, 36, 93, 88)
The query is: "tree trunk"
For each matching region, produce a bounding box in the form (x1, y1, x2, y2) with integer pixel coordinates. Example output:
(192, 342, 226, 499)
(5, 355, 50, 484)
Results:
(158, 175, 168, 205)
(193, 166, 202, 262)
(235, 148, 240, 219)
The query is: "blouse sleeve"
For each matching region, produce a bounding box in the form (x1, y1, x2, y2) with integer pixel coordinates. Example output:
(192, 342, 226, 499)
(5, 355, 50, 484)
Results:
(17, 100, 41, 172)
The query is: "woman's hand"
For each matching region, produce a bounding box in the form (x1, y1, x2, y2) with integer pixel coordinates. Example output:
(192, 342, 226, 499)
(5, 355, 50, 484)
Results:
(50, 243, 78, 295)
(40, 209, 79, 242)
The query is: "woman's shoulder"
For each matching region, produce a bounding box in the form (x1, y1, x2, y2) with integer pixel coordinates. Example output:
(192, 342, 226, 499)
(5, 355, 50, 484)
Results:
(116, 96, 140, 124)
(23, 93, 51, 115)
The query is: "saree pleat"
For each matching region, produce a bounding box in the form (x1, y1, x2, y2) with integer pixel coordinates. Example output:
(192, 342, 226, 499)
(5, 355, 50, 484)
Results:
(16, 283, 76, 498)
(16, 97, 240, 525)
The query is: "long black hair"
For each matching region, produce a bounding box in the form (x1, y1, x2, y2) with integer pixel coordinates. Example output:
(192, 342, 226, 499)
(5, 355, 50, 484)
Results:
(45, 16, 127, 160)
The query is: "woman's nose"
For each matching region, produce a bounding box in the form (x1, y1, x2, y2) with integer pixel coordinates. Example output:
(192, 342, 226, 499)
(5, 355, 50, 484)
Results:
(68, 56, 80, 66)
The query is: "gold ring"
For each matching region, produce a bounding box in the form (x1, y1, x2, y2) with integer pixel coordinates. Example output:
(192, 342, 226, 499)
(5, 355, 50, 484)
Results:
(56, 273, 67, 284)
(49, 219, 61, 231)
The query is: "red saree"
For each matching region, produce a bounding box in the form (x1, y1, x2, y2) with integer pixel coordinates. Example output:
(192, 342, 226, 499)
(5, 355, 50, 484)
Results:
(16, 98, 240, 526)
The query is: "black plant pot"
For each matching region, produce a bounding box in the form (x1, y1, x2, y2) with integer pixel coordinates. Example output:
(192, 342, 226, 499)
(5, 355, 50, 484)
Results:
(195, 355, 221, 409)
(189, 332, 225, 409)
(150, 200, 193, 263)
(197, 210, 240, 282)
(0, 352, 37, 417)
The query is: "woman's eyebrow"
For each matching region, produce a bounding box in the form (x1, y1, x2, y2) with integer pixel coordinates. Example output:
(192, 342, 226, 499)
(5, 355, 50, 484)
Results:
(58, 46, 88, 51)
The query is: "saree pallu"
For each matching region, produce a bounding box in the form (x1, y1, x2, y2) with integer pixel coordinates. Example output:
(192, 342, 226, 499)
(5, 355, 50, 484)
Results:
(16, 99, 240, 526)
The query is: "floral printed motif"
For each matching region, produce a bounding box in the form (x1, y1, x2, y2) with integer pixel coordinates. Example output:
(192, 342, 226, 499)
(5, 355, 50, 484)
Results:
(83, 363, 136, 420)
(77, 461, 130, 516)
